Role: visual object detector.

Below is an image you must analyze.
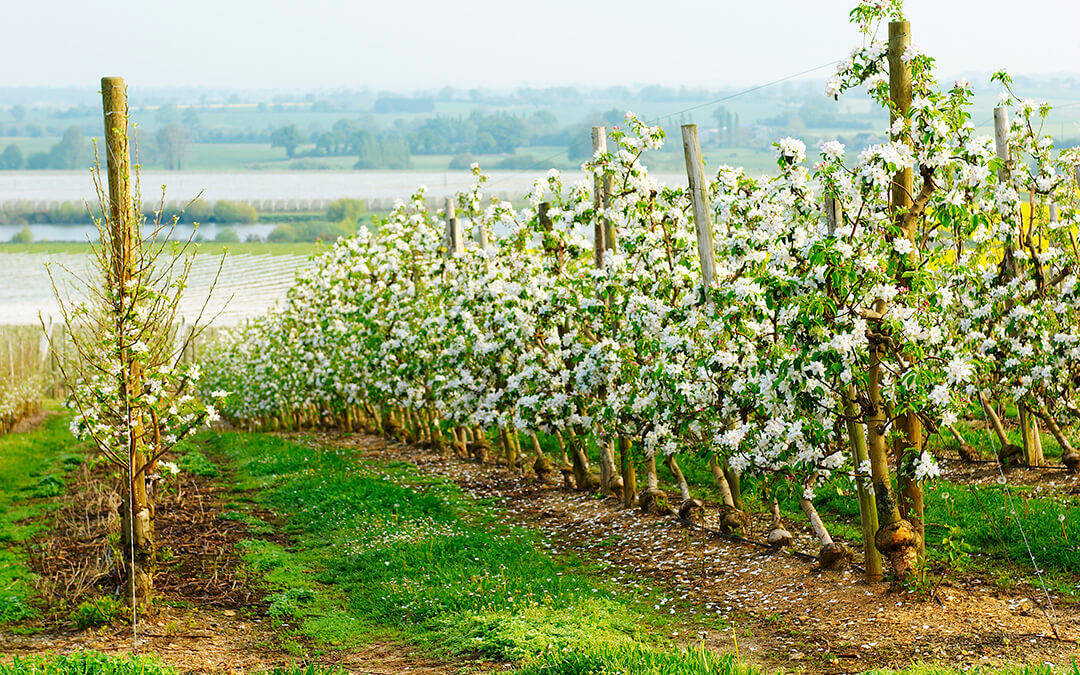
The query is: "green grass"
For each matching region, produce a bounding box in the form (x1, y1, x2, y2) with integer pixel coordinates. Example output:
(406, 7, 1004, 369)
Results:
(0, 652, 177, 675)
(202, 431, 725, 668)
(0, 411, 79, 624)
(515, 644, 754, 675)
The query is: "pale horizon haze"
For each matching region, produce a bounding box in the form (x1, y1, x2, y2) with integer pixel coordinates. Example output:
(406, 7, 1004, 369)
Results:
(3, 0, 1080, 91)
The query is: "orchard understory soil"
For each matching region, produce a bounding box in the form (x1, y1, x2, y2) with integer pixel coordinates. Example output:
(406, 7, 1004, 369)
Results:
(1, 419, 1079, 674)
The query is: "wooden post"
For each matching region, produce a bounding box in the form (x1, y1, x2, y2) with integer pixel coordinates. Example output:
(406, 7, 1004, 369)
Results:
(681, 124, 716, 291)
(994, 107, 1010, 181)
(888, 22, 913, 218)
(103, 76, 153, 608)
(591, 126, 609, 267)
(825, 196, 842, 237)
(887, 20, 924, 567)
(444, 197, 463, 257)
(994, 106, 1043, 466)
(102, 77, 136, 278)
(589, 126, 619, 494)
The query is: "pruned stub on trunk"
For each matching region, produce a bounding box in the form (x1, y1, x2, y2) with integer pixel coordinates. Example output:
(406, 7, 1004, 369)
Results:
(875, 518, 920, 579)
(638, 488, 669, 515)
(533, 453, 558, 484)
(678, 498, 704, 526)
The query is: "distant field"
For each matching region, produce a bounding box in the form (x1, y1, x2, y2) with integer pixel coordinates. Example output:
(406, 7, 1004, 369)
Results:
(0, 248, 316, 326)
(0, 240, 322, 256)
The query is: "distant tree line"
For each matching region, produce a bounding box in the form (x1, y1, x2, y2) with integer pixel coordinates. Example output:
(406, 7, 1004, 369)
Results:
(0, 126, 86, 170)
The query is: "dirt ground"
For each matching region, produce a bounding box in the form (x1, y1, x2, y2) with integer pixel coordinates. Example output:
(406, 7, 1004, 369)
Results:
(323, 432, 1080, 674)
(4, 425, 1079, 674)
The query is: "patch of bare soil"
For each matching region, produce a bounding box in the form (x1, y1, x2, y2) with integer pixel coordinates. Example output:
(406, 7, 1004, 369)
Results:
(321, 432, 1080, 674)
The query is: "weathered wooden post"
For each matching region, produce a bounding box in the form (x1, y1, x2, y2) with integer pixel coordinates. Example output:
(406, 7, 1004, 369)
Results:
(680, 124, 716, 290)
(861, 21, 923, 577)
(102, 75, 154, 608)
(444, 197, 463, 257)
(994, 106, 1043, 467)
(591, 126, 610, 267)
(825, 196, 842, 237)
(681, 123, 747, 519)
(588, 126, 620, 496)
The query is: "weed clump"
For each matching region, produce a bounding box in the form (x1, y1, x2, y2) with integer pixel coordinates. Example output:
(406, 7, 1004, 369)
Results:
(70, 595, 127, 629)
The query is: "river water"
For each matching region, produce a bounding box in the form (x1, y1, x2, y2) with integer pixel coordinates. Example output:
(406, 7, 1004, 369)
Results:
(0, 169, 689, 242)
(0, 169, 683, 204)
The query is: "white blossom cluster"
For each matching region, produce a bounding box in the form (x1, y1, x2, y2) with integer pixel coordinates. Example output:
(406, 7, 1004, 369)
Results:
(201, 1, 1080, 500)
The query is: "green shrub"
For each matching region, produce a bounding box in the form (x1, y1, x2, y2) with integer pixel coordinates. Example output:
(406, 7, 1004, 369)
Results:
(11, 226, 33, 244)
(70, 595, 126, 629)
(215, 227, 240, 243)
(182, 198, 212, 223)
(326, 198, 366, 224)
(268, 224, 296, 242)
(213, 200, 257, 224)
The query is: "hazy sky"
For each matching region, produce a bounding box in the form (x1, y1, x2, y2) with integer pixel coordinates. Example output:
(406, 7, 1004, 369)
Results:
(5, 0, 1080, 91)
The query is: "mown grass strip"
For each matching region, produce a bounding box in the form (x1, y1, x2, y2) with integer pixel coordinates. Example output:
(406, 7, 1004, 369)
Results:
(201, 431, 728, 669)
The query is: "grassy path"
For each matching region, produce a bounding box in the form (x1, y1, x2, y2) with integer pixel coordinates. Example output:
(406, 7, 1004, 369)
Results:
(203, 430, 742, 674)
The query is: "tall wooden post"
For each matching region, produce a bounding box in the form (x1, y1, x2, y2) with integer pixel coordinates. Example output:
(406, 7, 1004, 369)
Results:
(102, 76, 153, 608)
(444, 197, 463, 257)
(825, 196, 842, 237)
(102, 77, 136, 280)
(681, 124, 716, 290)
(994, 106, 1010, 181)
(994, 106, 1041, 467)
(590, 126, 619, 495)
(591, 126, 610, 267)
(884, 21, 924, 568)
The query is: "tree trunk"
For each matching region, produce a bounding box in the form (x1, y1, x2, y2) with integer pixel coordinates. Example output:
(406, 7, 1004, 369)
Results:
(664, 454, 692, 502)
(723, 465, 744, 510)
(120, 458, 154, 608)
(1032, 407, 1080, 473)
(1019, 404, 1044, 466)
(567, 430, 598, 490)
(977, 392, 1013, 450)
(708, 455, 735, 507)
(598, 436, 619, 497)
(767, 497, 793, 548)
(844, 389, 884, 581)
(867, 335, 919, 578)
(895, 414, 925, 563)
(619, 436, 636, 507)
(555, 431, 569, 465)
(800, 488, 849, 570)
